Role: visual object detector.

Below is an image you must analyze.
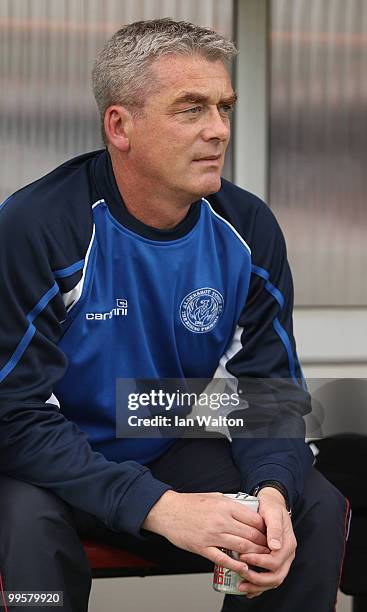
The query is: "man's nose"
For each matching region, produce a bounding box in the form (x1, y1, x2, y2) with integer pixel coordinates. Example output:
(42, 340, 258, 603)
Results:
(201, 107, 230, 142)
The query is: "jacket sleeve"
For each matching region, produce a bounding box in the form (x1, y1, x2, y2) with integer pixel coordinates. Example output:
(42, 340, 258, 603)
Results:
(0, 196, 171, 537)
(225, 203, 314, 508)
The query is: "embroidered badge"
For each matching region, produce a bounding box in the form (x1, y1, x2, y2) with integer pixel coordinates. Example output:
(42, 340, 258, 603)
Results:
(180, 287, 224, 333)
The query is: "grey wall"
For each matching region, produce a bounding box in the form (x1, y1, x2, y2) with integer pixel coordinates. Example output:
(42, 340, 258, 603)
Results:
(0, 0, 233, 202)
(269, 0, 367, 306)
(234, 0, 367, 376)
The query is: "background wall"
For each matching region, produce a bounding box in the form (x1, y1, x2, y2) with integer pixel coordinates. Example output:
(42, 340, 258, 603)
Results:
(0, 0, 233, 202)
(269, 0, 367, 307)
(234, 0, 367, 381)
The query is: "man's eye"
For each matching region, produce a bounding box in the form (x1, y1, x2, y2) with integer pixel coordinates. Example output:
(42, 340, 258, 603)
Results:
(219, 104, 234, 115)
(184, 106, 202, 114)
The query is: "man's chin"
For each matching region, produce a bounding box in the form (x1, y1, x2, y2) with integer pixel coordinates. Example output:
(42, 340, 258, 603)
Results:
(192, 176, 222, 199)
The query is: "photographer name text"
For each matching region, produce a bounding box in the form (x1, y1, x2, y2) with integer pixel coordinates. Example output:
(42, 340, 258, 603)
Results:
(127, 415, 245, 428)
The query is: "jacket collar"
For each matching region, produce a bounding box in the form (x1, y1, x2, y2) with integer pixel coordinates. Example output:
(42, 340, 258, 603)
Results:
(91, 148, 201, 241)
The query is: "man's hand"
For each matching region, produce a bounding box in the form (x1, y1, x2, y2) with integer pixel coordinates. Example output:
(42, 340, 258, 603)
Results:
(142, 490, 270, 575)
(238, 487, 297, 598)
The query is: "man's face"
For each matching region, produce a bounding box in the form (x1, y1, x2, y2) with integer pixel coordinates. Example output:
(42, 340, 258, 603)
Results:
(127, 54, 236, 202)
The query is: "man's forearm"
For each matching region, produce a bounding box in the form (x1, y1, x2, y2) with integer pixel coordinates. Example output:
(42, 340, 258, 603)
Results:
(0, 404, 171, 536)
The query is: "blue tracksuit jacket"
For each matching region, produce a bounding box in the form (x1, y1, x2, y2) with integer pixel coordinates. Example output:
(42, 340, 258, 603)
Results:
(0, 149, 313, 536)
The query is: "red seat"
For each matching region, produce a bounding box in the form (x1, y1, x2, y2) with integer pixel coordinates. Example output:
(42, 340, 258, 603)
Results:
(83, 540, 212, 579)
(83, 540, 157, 578)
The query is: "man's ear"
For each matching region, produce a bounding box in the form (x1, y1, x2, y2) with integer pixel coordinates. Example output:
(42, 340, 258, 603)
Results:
(104, 105, 133, 152)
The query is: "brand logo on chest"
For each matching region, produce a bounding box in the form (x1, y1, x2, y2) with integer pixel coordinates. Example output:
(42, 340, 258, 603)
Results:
(85, 298, 128, 321)
(180, 288, 224, 333)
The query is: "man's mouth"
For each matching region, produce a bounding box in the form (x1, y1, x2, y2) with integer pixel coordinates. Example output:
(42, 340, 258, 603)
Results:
(193, 155, 222, 162)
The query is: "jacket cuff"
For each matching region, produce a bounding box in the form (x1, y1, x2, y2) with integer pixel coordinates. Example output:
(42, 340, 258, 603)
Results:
(112, 468, 173, 537)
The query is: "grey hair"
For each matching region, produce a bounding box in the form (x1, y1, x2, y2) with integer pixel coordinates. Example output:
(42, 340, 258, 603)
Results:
(92, 18, 237, 143)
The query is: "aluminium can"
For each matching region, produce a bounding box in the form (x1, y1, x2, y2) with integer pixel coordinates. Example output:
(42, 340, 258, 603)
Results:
(212, 492, 259, 595)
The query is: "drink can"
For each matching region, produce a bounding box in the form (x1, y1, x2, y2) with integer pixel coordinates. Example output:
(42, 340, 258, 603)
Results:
(212, 492, 259, 595)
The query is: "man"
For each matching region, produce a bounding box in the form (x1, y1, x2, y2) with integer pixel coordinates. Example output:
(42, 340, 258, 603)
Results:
(0, 18, 349, 612)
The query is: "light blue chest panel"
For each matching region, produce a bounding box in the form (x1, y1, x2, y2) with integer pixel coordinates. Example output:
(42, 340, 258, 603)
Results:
(54, 200, 252, 463)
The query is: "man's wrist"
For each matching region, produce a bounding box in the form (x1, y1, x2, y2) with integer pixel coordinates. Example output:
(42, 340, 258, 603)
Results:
(142, 489, 179, 534)
(251, 481, 292, 515)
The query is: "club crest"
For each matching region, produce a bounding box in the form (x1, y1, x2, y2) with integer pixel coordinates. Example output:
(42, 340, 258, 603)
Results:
(180, 287, 224, 333)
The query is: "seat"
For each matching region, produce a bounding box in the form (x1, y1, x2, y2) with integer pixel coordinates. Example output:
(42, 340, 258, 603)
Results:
(83, 540, 156, 579)
(83, 539, 212, 580)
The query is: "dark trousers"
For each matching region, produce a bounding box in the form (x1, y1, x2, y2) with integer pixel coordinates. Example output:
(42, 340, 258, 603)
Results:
(0, 437, 349, 611)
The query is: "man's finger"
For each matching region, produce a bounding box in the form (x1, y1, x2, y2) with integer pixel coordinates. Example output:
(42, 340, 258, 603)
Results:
(261, 507, 284, 550)
(229, 501, 266, 532)
(240, 551, 281, 572)
(238, 543, 271, 557)
(219, 534, 269, 556)
(229, 519, 269, 547)
(206, 546, 248, 576)
(237, 582, 274, 597)
(240, 565, 284, 588)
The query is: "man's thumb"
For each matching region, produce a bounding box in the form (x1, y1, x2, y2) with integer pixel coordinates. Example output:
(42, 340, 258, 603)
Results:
(267, 526, 282, 550)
